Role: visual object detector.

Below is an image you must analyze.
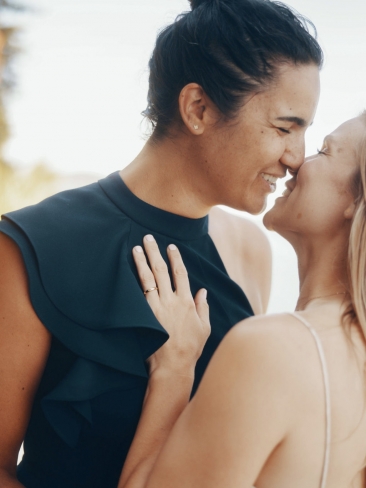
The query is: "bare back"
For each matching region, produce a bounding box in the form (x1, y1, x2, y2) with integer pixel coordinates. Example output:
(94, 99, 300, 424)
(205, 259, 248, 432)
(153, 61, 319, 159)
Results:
(145, 305, 366, 488)
(245, 308, 366, 488)
(256, 309, 366, 488)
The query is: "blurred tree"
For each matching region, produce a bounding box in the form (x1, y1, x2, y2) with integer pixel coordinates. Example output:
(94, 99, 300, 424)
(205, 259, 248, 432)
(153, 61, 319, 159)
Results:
(0, 1, 21, 211)
(0, 1, 58, 214)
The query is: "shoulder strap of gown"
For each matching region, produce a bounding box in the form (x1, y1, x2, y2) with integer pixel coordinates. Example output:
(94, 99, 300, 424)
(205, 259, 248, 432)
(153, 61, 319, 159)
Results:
(289, 312, 331, 488)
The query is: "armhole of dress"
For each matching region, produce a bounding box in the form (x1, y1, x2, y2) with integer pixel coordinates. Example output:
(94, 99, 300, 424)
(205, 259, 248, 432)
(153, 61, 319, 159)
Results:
(289, 312, 331, 488)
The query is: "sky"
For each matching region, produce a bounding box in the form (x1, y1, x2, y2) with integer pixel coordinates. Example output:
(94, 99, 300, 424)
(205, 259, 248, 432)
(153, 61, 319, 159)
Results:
(3, 0, 366, 176)
(2, 0, 366, 312)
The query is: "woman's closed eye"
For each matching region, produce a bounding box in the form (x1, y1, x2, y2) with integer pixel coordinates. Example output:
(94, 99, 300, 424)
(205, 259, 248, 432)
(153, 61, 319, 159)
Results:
(277, 127, 291, 134)
(317, 148, 328, 156)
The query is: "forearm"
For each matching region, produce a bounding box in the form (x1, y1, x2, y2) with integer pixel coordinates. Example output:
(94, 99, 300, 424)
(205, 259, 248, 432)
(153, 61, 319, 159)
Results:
(118, 369, 194, 488)
(0, 468, 25, 488)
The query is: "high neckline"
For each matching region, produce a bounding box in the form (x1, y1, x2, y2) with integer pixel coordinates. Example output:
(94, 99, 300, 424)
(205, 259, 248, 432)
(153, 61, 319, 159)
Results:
(98, 172, 209, 241)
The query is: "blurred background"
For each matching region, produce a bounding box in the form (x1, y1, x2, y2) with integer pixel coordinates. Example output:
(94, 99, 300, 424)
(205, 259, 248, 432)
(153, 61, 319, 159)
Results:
(1, 0, 366, 312)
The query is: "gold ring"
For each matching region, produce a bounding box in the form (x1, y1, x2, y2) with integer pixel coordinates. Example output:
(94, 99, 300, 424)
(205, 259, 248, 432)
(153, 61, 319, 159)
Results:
(144, 286, 159, 295)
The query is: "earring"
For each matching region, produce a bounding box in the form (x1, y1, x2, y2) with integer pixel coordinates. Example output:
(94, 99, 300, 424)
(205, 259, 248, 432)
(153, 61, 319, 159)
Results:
(193, 124, 199, 130)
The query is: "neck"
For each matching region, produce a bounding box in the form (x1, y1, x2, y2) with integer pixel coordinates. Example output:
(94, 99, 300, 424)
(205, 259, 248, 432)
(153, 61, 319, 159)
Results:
(291, 231, 350, 311)
(120, 136, 215, 219)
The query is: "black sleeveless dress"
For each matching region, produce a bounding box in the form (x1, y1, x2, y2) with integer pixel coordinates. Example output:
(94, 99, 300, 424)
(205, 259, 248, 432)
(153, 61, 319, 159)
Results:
(0, 172, 253, 488)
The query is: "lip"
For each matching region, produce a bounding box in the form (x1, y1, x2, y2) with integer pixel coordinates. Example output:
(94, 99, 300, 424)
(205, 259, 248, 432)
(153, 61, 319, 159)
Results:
(286, 179, 296, 191)
(260, 172, 285, 194)
(282, 176, 297, 197)
(263, 172, 287, 180)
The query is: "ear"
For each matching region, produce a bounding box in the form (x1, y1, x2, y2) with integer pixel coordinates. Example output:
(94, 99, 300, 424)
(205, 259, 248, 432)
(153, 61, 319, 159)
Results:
(344, 201, 356, 220)
(178, 83, 219, 136)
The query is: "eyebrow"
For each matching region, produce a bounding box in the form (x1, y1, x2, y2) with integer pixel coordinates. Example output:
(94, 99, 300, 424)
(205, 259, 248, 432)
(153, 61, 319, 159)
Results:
(276, 116, 308, 127)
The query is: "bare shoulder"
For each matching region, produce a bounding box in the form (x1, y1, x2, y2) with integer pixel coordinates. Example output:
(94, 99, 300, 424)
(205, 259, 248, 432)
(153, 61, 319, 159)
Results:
(190, 314, 314, 435)
(217, 313, 315, 384)
(224, 313, 299, 352)
(209, 206, 270, 249)
(209, 207, 272, 313)
(0, 231, 27, 279)
(0, 231, 51, 346)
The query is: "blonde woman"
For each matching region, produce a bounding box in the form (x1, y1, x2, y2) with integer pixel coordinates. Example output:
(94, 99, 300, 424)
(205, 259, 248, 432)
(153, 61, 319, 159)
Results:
(119, 113, 366, 488)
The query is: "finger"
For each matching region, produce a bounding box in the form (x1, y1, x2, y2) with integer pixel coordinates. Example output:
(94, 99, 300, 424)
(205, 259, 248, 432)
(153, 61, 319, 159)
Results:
(143, 235, 173, 298)
(133, 246, 159, 306)
(167, 244, 191, 298)
(194, 289, 211, 335)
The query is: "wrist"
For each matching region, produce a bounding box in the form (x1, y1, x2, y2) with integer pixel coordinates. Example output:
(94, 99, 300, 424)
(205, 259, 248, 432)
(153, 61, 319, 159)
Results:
(148, 367, 195, 393)
(145, 371, 193, 415)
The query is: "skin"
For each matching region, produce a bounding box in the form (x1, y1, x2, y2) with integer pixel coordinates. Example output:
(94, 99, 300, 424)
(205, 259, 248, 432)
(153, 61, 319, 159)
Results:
(119, 117, 366, 488)
(264, 116, 364, 302)
(122, 62, 320, 313)
(209, 207, 272, 314)
(0, 63, 319, 486)
(122, 63, 320, 216)
(0, 233, 51, 488)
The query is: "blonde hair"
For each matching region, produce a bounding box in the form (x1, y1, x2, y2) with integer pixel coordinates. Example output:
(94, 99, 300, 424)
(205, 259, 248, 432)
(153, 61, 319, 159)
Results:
(346, 111, 366, 338)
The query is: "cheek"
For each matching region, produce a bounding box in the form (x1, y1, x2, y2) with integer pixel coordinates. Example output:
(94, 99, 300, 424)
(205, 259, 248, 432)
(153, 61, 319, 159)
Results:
(208, 126, 285, 190)
(238, 138, 285, 187)
(294, 183, 350, 233)
(260, 135, 288, 171)
(263, 180, 332, 232)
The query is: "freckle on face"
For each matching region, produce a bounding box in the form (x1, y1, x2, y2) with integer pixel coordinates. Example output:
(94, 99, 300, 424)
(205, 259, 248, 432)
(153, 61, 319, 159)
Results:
(297, 212, 302, 219)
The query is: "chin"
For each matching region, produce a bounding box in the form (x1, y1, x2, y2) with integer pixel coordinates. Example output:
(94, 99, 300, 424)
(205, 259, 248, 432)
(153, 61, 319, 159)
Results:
(262, 195, 289, 230)
(263, 209, 298, 242)
(262, 210, 274, 230)
(262, 203, 286, 231)
(243, 196, 268, 215)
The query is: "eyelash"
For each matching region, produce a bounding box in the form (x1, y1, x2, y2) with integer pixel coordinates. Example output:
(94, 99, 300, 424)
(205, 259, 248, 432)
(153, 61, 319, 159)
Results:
(317, 148, 326, 155)
(278, 128, 290, 134)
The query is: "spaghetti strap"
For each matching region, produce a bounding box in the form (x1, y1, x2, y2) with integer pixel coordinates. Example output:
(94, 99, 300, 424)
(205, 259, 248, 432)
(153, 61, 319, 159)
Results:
(289, 312, 331, 488)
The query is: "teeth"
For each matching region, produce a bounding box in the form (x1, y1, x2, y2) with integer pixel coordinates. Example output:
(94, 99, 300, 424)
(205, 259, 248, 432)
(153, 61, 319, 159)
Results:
(261, 173, 278, 184)
(261, 173, 278, 193)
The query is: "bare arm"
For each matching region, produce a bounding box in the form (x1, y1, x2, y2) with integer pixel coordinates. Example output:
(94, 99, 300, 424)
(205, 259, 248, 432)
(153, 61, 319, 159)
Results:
(0, 233, 51, 487)
(118, 236, 210, 488)
(118, 370, 194, 488)
(144, 317, 297, 488)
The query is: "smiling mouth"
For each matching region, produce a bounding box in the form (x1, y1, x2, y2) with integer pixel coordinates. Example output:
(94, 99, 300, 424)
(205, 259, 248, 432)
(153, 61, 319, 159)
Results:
(282, 176, 297, 197)
(261, 173, 278, 193)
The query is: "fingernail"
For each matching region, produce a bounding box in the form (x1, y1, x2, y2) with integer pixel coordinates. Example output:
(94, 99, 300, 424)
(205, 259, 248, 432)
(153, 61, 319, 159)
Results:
(145, 235, 155, 242)
(168, 244, 177, 251)
(134, 246, 143, 253)
(202, 289, 207, 299)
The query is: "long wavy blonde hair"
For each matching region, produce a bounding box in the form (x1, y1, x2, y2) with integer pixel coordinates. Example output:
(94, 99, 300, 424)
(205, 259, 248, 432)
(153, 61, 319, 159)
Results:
(346, 111, 366, 338)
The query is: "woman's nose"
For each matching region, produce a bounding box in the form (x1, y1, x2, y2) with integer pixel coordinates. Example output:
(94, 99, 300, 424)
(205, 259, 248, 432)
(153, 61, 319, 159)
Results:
(280, 138, 305, 172)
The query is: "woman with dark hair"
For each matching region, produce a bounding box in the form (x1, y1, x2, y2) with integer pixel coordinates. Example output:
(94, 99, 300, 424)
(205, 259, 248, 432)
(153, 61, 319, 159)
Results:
(0, 0, 322, 487)
(121, 112, 366, 488)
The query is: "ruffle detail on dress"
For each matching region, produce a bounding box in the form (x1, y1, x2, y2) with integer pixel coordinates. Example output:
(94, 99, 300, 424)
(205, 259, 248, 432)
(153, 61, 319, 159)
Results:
(0, 185, 168, 447)
(41, 357, 148, 446)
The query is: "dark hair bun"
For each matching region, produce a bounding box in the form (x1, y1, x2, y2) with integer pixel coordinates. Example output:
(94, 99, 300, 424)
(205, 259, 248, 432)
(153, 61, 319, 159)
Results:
(189, 0, 213, 10)
(146, 0, 323, 141)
